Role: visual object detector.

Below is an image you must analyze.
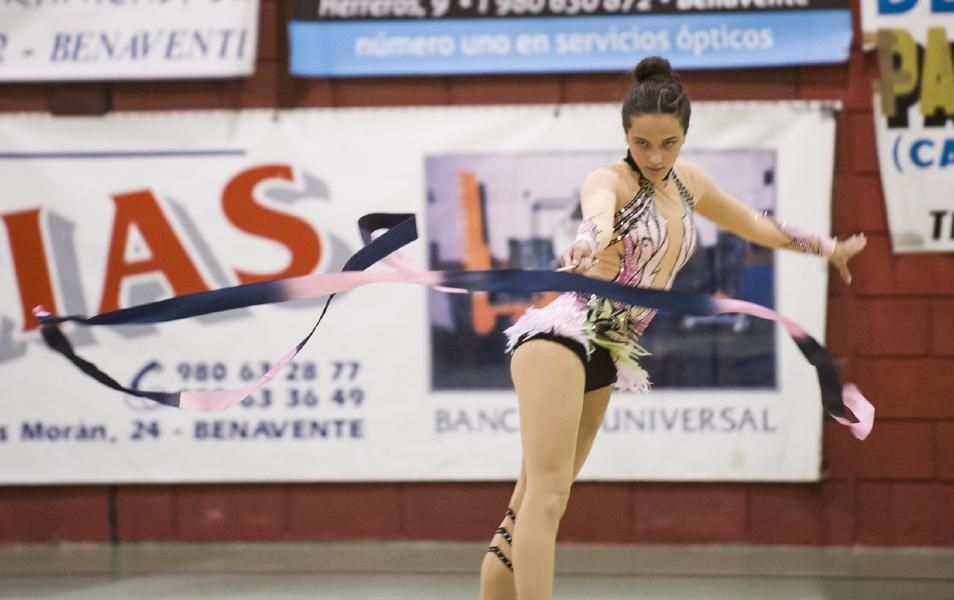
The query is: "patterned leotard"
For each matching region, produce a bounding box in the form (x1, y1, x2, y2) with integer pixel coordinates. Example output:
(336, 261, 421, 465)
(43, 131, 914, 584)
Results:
(504, 163, 698, 392)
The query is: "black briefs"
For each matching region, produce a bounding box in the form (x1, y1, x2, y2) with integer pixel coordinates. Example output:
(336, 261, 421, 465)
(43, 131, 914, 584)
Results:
(513, 332, 617, 392)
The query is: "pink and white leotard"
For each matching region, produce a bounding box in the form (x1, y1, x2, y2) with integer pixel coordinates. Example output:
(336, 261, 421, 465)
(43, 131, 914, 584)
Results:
(505, 161, 703, 392)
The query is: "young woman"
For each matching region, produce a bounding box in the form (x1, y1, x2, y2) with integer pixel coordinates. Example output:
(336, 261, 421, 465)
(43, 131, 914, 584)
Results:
(478, 56, 867, 600)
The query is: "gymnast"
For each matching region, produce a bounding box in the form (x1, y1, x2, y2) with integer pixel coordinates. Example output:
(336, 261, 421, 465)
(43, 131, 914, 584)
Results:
(478, 56, 867, 600)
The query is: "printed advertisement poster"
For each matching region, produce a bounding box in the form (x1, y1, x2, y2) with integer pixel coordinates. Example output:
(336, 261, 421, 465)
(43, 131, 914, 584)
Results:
(863, 0, 954, 253)
(0, 1, 259, 81)
(0, 103, 834, 483)
(289, 0, 852, 76)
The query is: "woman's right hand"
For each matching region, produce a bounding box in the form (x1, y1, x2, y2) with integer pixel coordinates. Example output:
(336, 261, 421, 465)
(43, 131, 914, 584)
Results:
(559, 240, 597, 273)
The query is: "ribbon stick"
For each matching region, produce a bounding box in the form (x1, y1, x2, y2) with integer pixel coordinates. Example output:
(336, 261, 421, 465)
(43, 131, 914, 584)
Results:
(35, 213, 874, 439)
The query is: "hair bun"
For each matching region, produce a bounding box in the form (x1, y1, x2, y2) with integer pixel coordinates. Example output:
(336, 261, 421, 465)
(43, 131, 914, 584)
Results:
(632, 56, 675, 83)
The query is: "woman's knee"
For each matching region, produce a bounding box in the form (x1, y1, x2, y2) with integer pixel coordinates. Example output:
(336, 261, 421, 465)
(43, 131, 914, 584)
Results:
(524, 479, 573, 523)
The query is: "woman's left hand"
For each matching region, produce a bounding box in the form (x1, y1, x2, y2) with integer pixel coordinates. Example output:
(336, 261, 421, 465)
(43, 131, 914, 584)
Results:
(830, 233, 867, 285)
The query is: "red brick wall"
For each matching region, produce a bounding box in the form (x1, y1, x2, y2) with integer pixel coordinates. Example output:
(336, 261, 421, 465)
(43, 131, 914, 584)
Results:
(1, 0, 952, 546)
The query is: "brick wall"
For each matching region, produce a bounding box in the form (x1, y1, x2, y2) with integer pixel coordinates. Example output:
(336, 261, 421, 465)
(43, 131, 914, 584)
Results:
(1, 0, 951, 546)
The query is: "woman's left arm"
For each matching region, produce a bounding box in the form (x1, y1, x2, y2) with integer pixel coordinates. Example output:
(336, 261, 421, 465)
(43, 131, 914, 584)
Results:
(693, 174, 867, 284)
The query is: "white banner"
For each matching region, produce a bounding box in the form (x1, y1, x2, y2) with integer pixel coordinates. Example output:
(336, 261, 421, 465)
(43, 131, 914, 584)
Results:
(0, 1, 259, 81)
(862, 1, 954, 253)
(0, 104, 834, 483)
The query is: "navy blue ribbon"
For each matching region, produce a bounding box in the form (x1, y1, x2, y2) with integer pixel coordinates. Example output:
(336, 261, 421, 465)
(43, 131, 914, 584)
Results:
(36, 212, 862, 428)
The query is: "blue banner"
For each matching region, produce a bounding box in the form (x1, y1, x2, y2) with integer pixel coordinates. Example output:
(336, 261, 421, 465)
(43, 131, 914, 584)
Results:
(289, 7, 852, 76)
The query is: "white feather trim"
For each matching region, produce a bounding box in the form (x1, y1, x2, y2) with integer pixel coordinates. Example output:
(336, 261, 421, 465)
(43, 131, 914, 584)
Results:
(504, 293, 590, 353)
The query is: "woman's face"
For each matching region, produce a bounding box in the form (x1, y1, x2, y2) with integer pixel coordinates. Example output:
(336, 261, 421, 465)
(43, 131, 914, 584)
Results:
(625, 114, 685, 183)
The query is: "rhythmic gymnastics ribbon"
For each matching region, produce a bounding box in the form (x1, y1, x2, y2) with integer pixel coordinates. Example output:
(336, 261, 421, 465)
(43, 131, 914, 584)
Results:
(34, 213, 874, 440)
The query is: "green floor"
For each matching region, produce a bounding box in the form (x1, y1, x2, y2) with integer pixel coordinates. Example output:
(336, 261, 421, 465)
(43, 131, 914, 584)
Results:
(2, 542, 952, 599)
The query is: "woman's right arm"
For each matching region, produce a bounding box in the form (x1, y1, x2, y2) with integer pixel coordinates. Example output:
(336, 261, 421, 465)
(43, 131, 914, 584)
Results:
(560, 168, 617, 273)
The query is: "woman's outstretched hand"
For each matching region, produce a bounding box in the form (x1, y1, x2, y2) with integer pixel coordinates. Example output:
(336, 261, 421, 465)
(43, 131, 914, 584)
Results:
(830, 233, 867, 285)
(559, 240, 597, 273)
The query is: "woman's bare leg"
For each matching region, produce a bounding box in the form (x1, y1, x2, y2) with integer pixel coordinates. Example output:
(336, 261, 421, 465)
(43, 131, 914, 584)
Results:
(510, 340, 586, 600)
(479, 383, 612, 600)
(571, 385, 612, 479)
(479, 463, 525, 600)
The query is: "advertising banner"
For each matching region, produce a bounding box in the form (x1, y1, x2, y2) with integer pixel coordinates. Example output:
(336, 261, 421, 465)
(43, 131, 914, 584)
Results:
(289, 0, 852, 76)
(0, 102, 835, 483)
(0, 1, 259, 81)
(863, 0, 954, 253)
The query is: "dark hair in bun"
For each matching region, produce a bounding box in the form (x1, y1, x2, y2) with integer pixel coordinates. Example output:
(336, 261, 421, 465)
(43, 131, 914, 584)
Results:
(632, 56, 673, 83)
(622, 56, 691, 133)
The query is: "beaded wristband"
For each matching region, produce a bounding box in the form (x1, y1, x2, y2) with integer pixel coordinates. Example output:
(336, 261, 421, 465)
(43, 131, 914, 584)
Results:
(575, 218, 598, 254)
(763, 212, 836, 258)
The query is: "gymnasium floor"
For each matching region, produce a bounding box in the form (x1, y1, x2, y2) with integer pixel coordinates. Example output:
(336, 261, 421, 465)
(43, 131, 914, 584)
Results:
(2, 542, 952, 599)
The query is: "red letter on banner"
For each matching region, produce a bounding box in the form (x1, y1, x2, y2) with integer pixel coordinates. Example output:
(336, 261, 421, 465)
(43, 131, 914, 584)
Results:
(222, 165, 321, 285)
(2, 209, 58, 331)
(99, 190, 209, 314)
